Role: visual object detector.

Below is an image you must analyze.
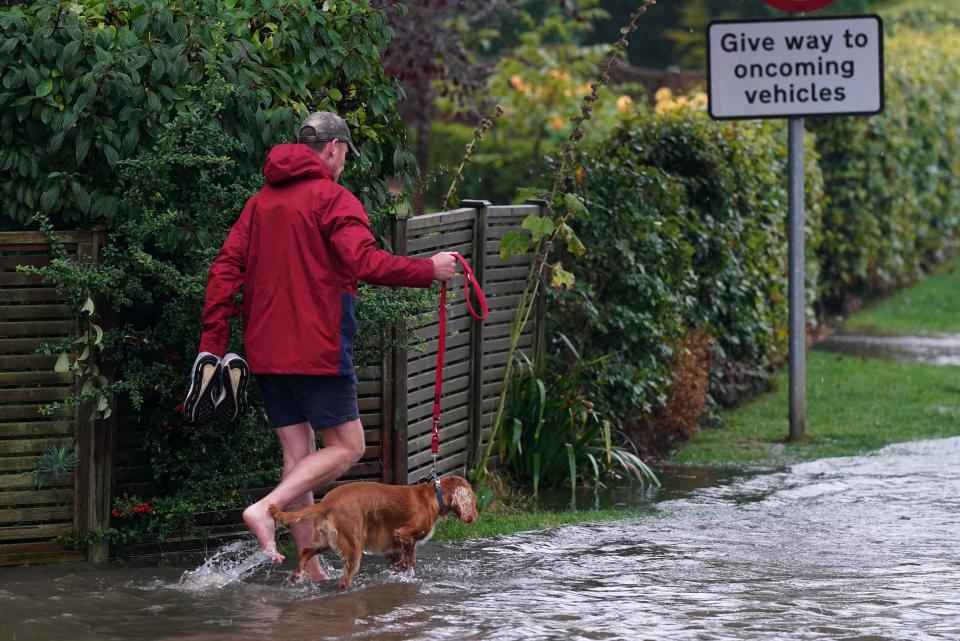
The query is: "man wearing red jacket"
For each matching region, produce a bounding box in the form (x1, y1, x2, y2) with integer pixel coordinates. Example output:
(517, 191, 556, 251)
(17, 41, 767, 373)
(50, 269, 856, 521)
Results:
(195, 112, 455, 578)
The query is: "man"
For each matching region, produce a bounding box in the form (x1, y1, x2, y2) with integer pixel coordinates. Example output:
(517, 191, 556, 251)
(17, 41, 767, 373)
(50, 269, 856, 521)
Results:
(193, 112, 456, 578)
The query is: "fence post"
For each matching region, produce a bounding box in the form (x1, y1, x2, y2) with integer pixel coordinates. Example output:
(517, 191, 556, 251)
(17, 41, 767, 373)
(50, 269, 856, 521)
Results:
(389, 214, 410, 485)
(461, 200, 490, 470)
(525, 199, 549, 371)
(73, 230, 115, 562)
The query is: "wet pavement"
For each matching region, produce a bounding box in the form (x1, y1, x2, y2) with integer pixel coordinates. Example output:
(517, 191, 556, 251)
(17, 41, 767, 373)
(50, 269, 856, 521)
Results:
(2, 437, 959, 640)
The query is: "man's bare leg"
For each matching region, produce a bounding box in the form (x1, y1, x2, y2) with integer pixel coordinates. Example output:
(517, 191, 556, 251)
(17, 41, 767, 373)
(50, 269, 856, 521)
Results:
(275, 422, 327, 580)
(242, 419, 365, 566)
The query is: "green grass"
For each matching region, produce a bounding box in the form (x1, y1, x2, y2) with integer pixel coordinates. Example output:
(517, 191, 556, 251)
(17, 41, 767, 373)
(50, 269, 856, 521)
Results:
(843, 255, 960, 334)
(432, 507, 654, 542)
(672, 349, 960, 467)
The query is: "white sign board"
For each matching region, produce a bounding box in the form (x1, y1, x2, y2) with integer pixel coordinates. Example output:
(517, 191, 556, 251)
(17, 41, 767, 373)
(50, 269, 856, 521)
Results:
(707, 15, 883, 120)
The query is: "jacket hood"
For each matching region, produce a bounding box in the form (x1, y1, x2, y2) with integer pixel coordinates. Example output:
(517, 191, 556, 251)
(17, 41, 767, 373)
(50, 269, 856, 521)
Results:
(263, 144, 333, 185)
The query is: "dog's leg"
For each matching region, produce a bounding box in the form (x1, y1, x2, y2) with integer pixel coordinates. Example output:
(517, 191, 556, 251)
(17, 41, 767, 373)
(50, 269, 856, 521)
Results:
(392, 530, 418, 572)
(338, 541, 362, 589)
(385, 551, 403, 571)
(295, 546, 323, 582)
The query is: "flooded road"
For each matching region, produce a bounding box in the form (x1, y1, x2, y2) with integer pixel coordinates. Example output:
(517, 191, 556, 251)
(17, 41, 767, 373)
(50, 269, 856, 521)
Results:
(2, 437, 960, 640)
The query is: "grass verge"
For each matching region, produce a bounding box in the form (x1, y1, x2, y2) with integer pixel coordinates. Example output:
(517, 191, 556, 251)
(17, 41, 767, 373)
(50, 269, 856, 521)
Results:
(432, 507, 654, 542)
(842, 254, 960, 334)
(671, 349, 960, 468)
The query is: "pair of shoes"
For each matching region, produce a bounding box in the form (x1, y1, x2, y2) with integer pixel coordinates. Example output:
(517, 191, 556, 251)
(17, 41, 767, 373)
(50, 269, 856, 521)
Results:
(182, 352, 250, 424)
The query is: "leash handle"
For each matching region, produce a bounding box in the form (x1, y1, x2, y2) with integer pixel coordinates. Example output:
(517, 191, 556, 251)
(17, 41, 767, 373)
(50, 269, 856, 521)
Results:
(431, 253, 487, 459)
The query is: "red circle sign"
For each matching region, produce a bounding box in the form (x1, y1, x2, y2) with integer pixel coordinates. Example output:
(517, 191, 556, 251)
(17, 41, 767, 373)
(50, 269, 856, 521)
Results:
(762, 0, 835, 11)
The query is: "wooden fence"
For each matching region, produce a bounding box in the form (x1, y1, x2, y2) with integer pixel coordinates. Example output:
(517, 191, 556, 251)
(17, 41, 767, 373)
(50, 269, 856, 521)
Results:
(0, 201, 544, 565)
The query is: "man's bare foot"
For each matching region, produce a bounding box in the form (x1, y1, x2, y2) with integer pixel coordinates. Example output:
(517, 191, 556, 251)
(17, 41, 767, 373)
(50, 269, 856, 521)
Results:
(243, 503, 284, 563)
(303, 558, 329, 581)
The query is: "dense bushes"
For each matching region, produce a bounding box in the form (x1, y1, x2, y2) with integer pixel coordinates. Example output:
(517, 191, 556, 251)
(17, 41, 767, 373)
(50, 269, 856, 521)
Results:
(809, 13, 960, 306)
(6, 1, 433, 537)
(0, 0, 415, 229)
(554, 107, 824, 430)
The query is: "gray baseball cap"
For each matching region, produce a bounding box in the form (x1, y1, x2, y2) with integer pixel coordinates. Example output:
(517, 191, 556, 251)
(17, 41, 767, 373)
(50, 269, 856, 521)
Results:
(298, 111, 359, 155)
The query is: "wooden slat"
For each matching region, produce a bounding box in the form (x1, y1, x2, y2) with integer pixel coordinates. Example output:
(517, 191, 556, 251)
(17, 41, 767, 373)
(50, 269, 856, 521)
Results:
(0, 338, 65, 354)
(0, 546, 85, 566)
(0, 371, 72, 385)
(0, 288, 65, 303)
(0, 488, 73, 506)
(0, 255, 53, 270)
(406, 208, 476, 231)
(0, 420, 74, 436)
(0, 354, 59, 369)
(0, 505, 72, 525)
(0, 231, 89, 245)
(0, 404, 73, 422)
(0, 523, 73, 541)
(0, 456, 39, 472)
(0, 320, 74, 336)
(0, 437, 72, 454)
(0, 305, 72, 320)
(0, 387, 72, 402)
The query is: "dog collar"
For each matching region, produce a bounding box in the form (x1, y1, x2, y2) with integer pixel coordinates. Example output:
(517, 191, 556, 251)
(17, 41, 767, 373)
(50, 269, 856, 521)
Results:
(433, 477, 443, 513)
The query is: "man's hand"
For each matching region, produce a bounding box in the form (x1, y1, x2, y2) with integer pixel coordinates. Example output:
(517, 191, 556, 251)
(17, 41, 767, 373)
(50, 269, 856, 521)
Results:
(431, 252, 456, 282)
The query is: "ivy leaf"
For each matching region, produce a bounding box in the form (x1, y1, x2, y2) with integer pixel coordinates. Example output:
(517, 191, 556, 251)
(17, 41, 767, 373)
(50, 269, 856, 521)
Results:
(500, 231, 530, 260)
(521, 213, 555, 242)
(550, 262, 575, 290)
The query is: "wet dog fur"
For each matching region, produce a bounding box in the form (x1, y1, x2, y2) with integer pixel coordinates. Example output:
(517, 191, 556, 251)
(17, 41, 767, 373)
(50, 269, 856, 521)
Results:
(268, 476, 478, 588)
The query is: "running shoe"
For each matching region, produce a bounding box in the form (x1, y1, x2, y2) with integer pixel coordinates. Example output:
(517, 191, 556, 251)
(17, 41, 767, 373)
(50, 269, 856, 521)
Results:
(183, 352, 222, 424)
(215, 352, 250, 422)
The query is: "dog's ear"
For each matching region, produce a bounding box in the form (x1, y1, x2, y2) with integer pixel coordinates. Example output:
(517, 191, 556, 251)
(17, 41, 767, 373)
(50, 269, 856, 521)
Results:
(446, 477, 478, 524)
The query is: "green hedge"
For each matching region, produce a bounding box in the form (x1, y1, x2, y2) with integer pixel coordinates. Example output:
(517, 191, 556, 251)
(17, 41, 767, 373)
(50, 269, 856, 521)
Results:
(2, 1, 431, 540)
(808, 12, 960, 304)
(0, 0, 415, 229)
(559, 109, 824, 416)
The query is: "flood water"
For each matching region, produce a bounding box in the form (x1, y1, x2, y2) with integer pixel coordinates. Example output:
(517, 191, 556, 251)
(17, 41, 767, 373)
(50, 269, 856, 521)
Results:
(3, 437, 960, 641)
(815, 332, 960, 367)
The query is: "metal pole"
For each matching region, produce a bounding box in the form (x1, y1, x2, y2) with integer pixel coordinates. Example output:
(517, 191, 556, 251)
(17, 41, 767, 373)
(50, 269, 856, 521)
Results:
(788, 116, 806, 440)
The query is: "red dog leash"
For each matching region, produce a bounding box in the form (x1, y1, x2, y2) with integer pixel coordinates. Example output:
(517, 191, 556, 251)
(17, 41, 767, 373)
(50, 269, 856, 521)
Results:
(431, 252, 488, 473)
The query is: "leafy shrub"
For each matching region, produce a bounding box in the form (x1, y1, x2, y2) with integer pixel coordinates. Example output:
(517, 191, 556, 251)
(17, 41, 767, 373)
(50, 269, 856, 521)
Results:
(0, 0, 415, 229)
(557, 104, 824, 422)
(499, 338, 659, 494)
(808, 14, 960, 305)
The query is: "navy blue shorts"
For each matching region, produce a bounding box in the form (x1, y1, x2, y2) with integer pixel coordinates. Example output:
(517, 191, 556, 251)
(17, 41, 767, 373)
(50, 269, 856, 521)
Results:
(256, 374, 360, 430)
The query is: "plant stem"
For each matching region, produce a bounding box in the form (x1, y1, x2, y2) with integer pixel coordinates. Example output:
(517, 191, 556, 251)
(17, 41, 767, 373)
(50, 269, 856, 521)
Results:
(474, 0, 657, 484)
(441, 105, 503, 211)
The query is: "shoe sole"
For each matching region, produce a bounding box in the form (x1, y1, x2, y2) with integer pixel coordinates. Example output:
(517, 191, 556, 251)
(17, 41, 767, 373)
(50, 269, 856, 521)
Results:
(184, 359, 220, 424)
(216, 357, 249, 422)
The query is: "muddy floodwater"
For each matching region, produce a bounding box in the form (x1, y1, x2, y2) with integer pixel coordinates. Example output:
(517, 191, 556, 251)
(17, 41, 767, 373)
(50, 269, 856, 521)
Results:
(2, 437, 960, 641)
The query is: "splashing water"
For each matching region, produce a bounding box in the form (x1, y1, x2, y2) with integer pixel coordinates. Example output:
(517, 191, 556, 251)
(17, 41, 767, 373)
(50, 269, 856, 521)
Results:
(177, 539, 279, 590)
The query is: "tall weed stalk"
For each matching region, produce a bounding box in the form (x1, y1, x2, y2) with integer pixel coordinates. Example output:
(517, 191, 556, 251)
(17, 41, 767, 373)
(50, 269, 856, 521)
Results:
(473, 1, 658, 485)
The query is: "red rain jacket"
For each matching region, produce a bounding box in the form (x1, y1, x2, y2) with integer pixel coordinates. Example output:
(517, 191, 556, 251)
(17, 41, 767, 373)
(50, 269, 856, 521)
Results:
(198, 144, 435, 374)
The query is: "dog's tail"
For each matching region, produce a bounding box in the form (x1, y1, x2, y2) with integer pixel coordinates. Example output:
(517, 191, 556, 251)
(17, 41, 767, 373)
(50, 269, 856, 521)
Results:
(268, 503, 322, 526)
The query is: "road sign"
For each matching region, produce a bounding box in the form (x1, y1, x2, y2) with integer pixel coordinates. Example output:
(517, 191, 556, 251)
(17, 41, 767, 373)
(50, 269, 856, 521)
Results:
(707, 15, 883, 120)
(762, 0, 835, 12)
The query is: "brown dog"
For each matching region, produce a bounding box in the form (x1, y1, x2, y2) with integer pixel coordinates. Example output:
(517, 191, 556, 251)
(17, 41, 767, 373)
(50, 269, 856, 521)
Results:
(268, 475, 478, 588)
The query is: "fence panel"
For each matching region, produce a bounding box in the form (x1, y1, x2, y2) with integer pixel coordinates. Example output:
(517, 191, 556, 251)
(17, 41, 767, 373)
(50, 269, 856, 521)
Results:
(0, 232, 92, 566)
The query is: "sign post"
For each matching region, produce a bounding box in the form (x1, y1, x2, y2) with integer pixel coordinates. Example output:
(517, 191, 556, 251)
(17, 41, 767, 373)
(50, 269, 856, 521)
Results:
(707, 7, 883, 440)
